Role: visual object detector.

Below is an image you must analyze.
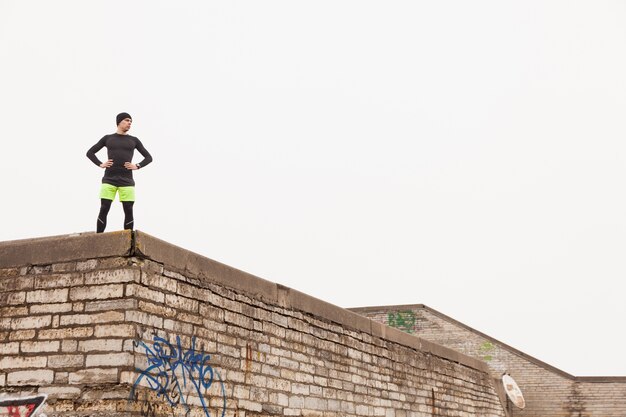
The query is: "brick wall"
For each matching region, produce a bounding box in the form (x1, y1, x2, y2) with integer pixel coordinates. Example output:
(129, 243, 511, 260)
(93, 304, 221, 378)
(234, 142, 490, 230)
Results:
(0, 232, 506, 417)
(350, 305, 626, 417)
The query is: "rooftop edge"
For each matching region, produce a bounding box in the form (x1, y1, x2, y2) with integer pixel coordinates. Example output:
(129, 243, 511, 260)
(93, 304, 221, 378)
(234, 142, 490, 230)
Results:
(0, 231, 491, 376)
(348, 304, 626, 382)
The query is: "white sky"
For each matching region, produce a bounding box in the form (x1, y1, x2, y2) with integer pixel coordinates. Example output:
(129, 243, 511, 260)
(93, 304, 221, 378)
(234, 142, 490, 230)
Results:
(1, 0, 625, 376)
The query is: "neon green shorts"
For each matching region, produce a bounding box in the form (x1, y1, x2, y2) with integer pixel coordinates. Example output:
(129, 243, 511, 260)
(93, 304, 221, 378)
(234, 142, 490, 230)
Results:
(99, 183, 135, 202)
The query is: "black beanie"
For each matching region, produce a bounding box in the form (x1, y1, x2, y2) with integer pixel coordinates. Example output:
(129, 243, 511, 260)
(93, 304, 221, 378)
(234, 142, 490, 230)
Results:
(116, 112, 132, 125)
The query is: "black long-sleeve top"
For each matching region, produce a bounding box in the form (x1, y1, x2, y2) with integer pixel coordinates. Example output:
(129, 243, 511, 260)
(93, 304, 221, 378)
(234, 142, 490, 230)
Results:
(86, 134, 153, 187)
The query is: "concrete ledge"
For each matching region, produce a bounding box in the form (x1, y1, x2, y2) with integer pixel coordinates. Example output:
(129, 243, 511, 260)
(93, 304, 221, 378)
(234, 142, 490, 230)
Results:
(1, 231, 491, 375)
(134, 232, 490, 373)
(133, 231, 279, 304)
(0, 231, 132, 268)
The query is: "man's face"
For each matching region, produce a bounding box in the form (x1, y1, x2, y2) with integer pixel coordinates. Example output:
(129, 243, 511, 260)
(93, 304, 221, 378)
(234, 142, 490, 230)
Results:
(118, 118, 132, 132)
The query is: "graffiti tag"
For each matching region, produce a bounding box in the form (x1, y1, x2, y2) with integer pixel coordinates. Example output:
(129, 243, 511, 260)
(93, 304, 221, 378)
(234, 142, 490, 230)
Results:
(387, 310, 416, 334)
(0, 395, 47, 417)
(131, 335, 226, 417)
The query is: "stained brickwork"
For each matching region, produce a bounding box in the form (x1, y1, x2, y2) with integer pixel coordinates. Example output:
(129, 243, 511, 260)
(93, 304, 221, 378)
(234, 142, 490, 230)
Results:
(350, 305, 626, 417)
(0, 232, 506, 417)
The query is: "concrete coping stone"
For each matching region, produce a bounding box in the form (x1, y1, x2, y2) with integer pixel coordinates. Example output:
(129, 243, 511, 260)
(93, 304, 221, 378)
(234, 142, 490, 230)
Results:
(0, 231, 131, 268)
(0, 230, 491, 374)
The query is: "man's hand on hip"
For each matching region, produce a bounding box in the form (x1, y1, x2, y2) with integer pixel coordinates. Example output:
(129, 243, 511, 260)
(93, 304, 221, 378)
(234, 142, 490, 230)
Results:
(100, 159, 113, 168)
(124, 162, 139, 170)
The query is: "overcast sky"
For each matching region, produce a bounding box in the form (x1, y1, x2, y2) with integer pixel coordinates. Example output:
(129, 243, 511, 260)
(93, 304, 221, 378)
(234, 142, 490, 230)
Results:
(1, 0, 625, 376)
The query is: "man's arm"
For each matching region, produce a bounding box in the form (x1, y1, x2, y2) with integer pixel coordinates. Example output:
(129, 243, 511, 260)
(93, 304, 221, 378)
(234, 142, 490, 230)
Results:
(125, 138, 153, 170)
(86, 137, 111, 167)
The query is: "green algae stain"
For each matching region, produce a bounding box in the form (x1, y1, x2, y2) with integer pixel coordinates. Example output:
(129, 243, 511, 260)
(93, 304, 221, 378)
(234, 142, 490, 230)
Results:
(478, 341, 495, 362)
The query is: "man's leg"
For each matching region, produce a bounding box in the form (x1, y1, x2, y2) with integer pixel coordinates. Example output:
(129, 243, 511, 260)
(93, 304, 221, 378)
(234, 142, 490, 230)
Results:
(122, 201, 134, 230)
(97, 184, 117, 233)
(119, 186, 136, 230)
(97, 199, 113, 233)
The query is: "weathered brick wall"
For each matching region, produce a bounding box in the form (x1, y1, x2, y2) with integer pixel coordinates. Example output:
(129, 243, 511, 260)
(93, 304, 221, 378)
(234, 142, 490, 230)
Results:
(0, 232, 506, 417)
(577, 380, 626, 416)
(350, 305, 626, 417)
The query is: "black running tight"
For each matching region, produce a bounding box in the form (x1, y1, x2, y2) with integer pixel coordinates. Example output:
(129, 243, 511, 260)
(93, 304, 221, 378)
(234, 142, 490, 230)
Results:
(96, 199, 111, 233)
(122, 201, 134, 230)
(96, 199, 134, 233)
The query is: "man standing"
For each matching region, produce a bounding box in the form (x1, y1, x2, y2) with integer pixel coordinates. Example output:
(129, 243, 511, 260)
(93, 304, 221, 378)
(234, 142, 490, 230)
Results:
(86, 112, 153, 233)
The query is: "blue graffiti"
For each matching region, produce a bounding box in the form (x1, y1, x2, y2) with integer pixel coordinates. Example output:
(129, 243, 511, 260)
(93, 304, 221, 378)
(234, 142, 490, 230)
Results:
(131, 335, 226, 417)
